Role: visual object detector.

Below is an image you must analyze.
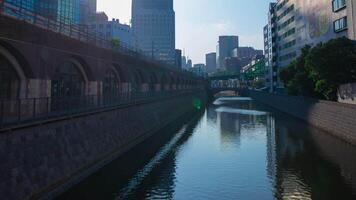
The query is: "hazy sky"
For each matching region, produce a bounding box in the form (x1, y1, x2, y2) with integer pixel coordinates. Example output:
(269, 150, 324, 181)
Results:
(97, 0, 270, 64)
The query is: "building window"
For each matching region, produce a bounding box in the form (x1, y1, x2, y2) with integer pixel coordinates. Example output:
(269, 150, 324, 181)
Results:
(334, 17, 347, 32)
(332, 0, 346, 12)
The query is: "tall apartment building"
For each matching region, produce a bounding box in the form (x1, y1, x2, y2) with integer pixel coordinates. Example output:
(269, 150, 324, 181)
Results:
(265, 0, 356, 92)
(216, 36, 239, 70)
(132, 0, 175, 65)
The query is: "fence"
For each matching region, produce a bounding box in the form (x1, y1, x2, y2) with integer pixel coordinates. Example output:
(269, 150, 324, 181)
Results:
(0, 90, 203, 129)
(0, 0, 178, 69)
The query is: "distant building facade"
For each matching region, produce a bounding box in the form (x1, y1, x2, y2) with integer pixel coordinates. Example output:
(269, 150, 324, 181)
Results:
(181, 56, 187, 70)
(265, 0, 356, 92)
(132, 0, 175, 65)
(224, 57, 251, 73)
(191, 64, 206, 77)
(205, 52, 217, 73)
(187, 59, 192, 69)
(232, 47, 263, 60)
(89, 17, 134, 47)
(216, 36, 239, 70)
(175, 49, 182, 68)
(241, 55, 266, 88)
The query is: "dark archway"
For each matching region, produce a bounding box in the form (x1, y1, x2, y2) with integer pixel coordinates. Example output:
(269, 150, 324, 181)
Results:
(131, 69, 145, 93)
(149, 72, 158, 92)
(51, 61, 87, 98)
(0, 54, 19, 99)
(169, 75, 175, 90)
(160, 74, 168, 91)
(103, 68, 120, 97)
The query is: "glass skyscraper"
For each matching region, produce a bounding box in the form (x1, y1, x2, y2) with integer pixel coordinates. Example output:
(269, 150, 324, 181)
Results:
(132, 0, 176, 65)
(4, 0, 83, 25)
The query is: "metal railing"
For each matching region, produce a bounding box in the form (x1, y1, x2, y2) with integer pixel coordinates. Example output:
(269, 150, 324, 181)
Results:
(0, 90, 203, 129)
(0, 0, 179, 70)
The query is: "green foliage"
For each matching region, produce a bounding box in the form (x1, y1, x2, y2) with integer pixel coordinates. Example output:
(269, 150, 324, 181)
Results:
(111, 38, 120, 49)
(280, 46, 318, 97)
(280, 37, 356, 101)
(305, 37, 356, 100)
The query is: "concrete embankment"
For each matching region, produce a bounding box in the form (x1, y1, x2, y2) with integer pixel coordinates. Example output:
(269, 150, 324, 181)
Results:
(249, 90, 356, 145)
(0, 92, 206, 200)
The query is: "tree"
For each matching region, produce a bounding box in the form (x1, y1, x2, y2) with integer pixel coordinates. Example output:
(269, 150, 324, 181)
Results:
(305, 37, 356, 100)
(280, 46, 318, 97)
(280, 37, 356, 101)
(111, 38, 121, 50)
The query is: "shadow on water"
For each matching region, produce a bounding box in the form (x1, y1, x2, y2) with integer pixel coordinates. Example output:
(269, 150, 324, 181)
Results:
(57, 109, 205, 200)
(253, 102, 356, 200)
(57, 97, 356, 200)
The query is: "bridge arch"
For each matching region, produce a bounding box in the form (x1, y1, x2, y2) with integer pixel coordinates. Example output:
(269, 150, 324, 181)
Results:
(130, 68, 147, 92)
(160, 73, 168, 91)
(0, 45, 27, 99)
(168, 74, 175, 90)
(149, 71, 158, 92)
(51, 58, 89, 97)
(103, 67, 121, 97)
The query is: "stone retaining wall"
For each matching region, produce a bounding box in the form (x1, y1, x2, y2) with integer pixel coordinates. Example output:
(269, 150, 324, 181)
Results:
(0, 93, 206, 200)
(249, 90, 356, 145)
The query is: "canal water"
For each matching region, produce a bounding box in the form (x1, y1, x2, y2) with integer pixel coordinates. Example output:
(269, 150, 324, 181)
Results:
(58, 97, 356, 200)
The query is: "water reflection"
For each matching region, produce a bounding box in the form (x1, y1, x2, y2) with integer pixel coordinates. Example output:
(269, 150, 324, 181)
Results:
(58, 97, 356, 200)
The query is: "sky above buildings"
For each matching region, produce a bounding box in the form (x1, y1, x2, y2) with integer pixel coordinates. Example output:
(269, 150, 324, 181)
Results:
(97, 0, 270, 64)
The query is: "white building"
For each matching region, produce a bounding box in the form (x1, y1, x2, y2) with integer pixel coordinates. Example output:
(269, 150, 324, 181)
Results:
(265, 0, 356, 92)
(88, 17, 135, 49)
(132, 0, 176, 65)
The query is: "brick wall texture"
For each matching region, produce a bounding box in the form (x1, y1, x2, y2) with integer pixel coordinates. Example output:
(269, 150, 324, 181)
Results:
(0, 94, 205, 200)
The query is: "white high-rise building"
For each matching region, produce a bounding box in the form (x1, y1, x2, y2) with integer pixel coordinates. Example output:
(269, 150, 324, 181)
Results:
(132, 0, 175, 65)
(265, 0, 356, 93)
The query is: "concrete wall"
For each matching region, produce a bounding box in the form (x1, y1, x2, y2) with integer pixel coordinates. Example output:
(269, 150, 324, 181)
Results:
(338, 83, 356, 105)
(0, 92, 206, 200)
(249, 90, 356, 145)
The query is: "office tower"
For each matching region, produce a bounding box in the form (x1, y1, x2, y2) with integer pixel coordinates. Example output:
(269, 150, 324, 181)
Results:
(132, 0, 175, 65)
(79, 0, 97, 24)
(205, 53, 217, 73)
(192, 64, 206, 77)
(175, 49, 182, 68)
(216, 36, 239, 70)
(181, 56, 187, 70)
(187, 59, 192, 69)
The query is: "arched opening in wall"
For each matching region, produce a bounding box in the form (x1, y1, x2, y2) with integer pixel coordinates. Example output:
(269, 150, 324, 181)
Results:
(103, 69, 120, 98)
(131, 69, 143, 93)
(176, 77, 181, 90)
(161, 74, 167, 91)
(169, 75, 175, 90)
(149, 72, 158, 92)
(0, 54, 20, 99)
(51, 61, 86, 98)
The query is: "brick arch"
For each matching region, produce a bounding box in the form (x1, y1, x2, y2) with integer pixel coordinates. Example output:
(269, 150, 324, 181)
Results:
(112, 64, 129, 83)
(0, 43, 29, 82)
(69, 55, 94, 81)
(51, 56, 93, 84)
(160, 73, 168, 90)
